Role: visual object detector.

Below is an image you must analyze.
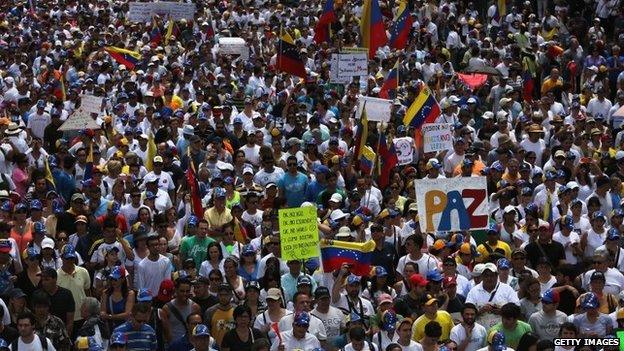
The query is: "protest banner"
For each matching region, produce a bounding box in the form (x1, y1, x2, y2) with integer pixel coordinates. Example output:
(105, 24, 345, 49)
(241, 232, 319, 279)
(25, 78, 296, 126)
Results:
(393, 137, 414, 165)
(58, 109, 101, 131)
(128, 2, 196, 22)
(356, 96, 392, 122)
(331, 52, 367, 78)
(414, 177, 489, 233)
(218, 37, 250, 59)
(279, 207, 320, 261)
(422, 123, 453, 153)
(80, 95, 103, 114)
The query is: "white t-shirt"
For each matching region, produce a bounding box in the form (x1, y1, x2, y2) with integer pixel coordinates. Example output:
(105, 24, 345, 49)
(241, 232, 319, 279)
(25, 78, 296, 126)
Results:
(311, 306, 346, 340)
(277, 313, 327, 342)
(552, 231, 580, 265)
(333, 294, 375, 321)
(135, 254, 173, 294)
(270, 330, 320, 351)
(16, 336, 56, 351)
(396, 253, 439, 277)
(450, 323, 488, 351)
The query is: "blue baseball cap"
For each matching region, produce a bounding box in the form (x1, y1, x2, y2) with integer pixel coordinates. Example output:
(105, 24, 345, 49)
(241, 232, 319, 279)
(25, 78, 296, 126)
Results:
(541, 289, 560, 304)
(30, 199, 43, 211)
(188, 215, 199, 227)
(613, 209, 624, 218)
(136, 288, 153, 302)
(61, 244, 77, 259)
(192, 324, 210, 337)
(497, 258, 511, 270)
(14, 203, 27, 213)
(561, 215, 574, 230)
(313, 164, 330, 174)
(544, 171, 557, 180)
(109, 266, 124, 280)
(25, 247, 39, 260)
(347, 275, 361, 285)
(214, 187, 226, 198)
(109, 201, 121, 215)
(0, 201, 12, 212)
(241, 245, 255, 256)
(592, 211, 607, 221)
(52, 200, 64, 214)
(581, 292, 600, 309)
(0, 338, 8, 349)
(374, 266, 388, 277)
(462, 158, 474, 167)
(521, 187, 533, 196)
(487, 223, 499, 235)
(297, 276, 312, 286)
(426, 269, 443, 282)
(607, 228, 620, 241)
(294, 312, 311, 326)
(109, 332, 127, 346)
(145, 191, 157, 200)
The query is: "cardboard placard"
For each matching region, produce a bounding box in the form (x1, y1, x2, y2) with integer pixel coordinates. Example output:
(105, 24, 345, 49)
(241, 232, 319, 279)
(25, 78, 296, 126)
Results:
(422, 123, 453, 153)
(58, 109, 101, 131)
(356, 96, 392, 122)
(279, 207, 320, 261)
(128, 2, 196, 22)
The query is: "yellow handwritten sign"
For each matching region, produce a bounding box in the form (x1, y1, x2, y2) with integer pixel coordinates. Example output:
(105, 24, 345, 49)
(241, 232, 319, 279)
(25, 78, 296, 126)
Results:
(279, 207, 319, 261)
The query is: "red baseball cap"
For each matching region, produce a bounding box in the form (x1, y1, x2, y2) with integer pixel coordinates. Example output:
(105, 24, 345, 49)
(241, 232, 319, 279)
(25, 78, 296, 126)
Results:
(409, 274, 428, 287)
(156, 279, 175, 303)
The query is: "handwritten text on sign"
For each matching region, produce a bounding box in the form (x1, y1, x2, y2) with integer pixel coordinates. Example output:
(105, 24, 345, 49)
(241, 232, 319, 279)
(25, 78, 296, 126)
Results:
(128, 2, 196, 22)
(331, 53, 368, 79)
(279, 207, 319, 261)
(414, 177, 489, 233)
(422, 123, 453, 153)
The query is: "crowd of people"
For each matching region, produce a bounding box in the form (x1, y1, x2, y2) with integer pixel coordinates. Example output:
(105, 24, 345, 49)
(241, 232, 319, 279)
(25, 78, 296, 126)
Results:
(1, 0, 624, 350)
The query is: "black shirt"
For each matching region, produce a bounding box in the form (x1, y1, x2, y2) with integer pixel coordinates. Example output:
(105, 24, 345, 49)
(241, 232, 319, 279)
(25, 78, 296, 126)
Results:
(371, 242, 398, 285)
(525, 241, 566, 269)
(0, 325, 18, 344)
(220, 327, 265, 351)
(36, 287, 75, 323)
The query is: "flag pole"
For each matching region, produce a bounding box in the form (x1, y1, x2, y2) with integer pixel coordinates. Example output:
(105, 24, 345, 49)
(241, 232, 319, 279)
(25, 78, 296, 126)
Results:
(278, 23, 283, 75)
(366, 122, 383, 209)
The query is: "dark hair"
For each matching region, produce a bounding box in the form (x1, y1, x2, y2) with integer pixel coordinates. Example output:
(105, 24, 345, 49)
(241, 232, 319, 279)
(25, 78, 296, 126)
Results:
(462, 303, 478, 314)
(103, 217, 117, 229)
(132, 302, 151, 314)
(31, 291, 51, 308)
(385, 344, 402, 351)
(175, 277, 192, 288)
(16, 312, 36, 326)
(41, 267, 58, 279)
(559, 322, 578, 336)
(408, 234, 423, 248)
(251, 338, 271, 351)
(0, 223, 11, 233)
(349, 326, 366, 341)
(293, 292, 309, 304)
(186, 312, 202, 324)
(233, 304, 252, 319)
(516, 332, 540, 351)
(424, 321, 442, 338)
(207, 242, 224, 261)
(500, 303, 522, 319)
(209, 269, 223, 280)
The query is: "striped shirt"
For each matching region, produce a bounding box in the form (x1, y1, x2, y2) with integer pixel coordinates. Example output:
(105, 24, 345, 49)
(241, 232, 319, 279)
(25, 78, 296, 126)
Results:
(114, 321, 157, 351)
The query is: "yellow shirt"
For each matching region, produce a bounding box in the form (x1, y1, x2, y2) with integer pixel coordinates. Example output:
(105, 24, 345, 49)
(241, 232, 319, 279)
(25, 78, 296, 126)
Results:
(56, 266, 91, 321)
(476, 240, 512, 263)
(412, 311, 454, 341)
(204, 206, 233, 229)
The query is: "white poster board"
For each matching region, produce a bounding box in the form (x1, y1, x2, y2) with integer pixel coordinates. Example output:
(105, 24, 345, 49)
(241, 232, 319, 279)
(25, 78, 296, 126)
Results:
(330, 55, 351, 84)
(336, 53, 368, 77)
(422, 123, 453, 153)
(128, 2, 196, 22)
(414, 177, 489, 233)
(218, 38, 250, 59)
(393, 137, 414, 165)
(58, 109, 101, 131)
(356, 96, 392, 122)
(80, 95, 103, 114)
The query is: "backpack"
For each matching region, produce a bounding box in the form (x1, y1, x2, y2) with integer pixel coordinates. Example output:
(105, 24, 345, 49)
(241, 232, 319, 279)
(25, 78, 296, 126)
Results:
(11, 334, 48, 351)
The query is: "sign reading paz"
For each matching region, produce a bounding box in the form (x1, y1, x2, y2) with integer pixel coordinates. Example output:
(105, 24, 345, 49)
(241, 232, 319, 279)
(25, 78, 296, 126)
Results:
(279, 207, 319, 261)
(422, 123, 452, 153)
(414, 177, 489, 233)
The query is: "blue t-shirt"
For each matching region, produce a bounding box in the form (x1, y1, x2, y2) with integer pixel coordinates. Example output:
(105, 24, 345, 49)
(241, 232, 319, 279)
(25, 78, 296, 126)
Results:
(114, 321, 158, 351)
(304, 180, 327, 203)
(278, 172, 308, 207)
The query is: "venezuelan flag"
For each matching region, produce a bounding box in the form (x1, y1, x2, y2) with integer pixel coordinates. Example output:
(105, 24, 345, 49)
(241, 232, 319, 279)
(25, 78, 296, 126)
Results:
(403, 86, 440, 129)
(164, 17, 175, 45)
(314, 0, 336, 44)
(104, 47, 142, 70)
(353, 105, 369, 165)
(320, 239, 375, 276)
(360, 0, 387, 58)
(388, 1, 413, 50)
(150, 21, 162, 45)
(359, 146, 375, 174)
(276, 30, 307, 78)
(186, 150, 204, 218)
(44, 157, 56, 190)
(379, 63, 398, 99)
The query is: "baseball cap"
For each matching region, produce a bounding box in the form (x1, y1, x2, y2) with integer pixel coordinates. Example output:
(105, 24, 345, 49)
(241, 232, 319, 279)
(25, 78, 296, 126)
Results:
(314, 286, 331, 299)
(497, 258, 511, 270)
(136, 288, 153, 302)
(482, 263, 498, 274)
(109, 332, 127, 346)
(472, 263, 486, 277)
(30, 199, 43, 211)
(294, 312, 311, 326)
(426, 270, 443, 282)
(41, 237, 55, 250)
(61, 244, 77, 259)
(541, 289, 560, 304)
(192, 324, 210, 337)
(607, 228, 620, 241)
(409, 274, 428, 287)
(424, 294, 439, 306)
(581, 292, 600, 309)
(377, 293, 394, 305)
(108, 266, 125, 280)
(297, 276, 312, 287)
(156, 279, 175, 302)
(33, 222, 46, 234)
(347, 274, 361, 285)
(266, 288, 282, 301)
